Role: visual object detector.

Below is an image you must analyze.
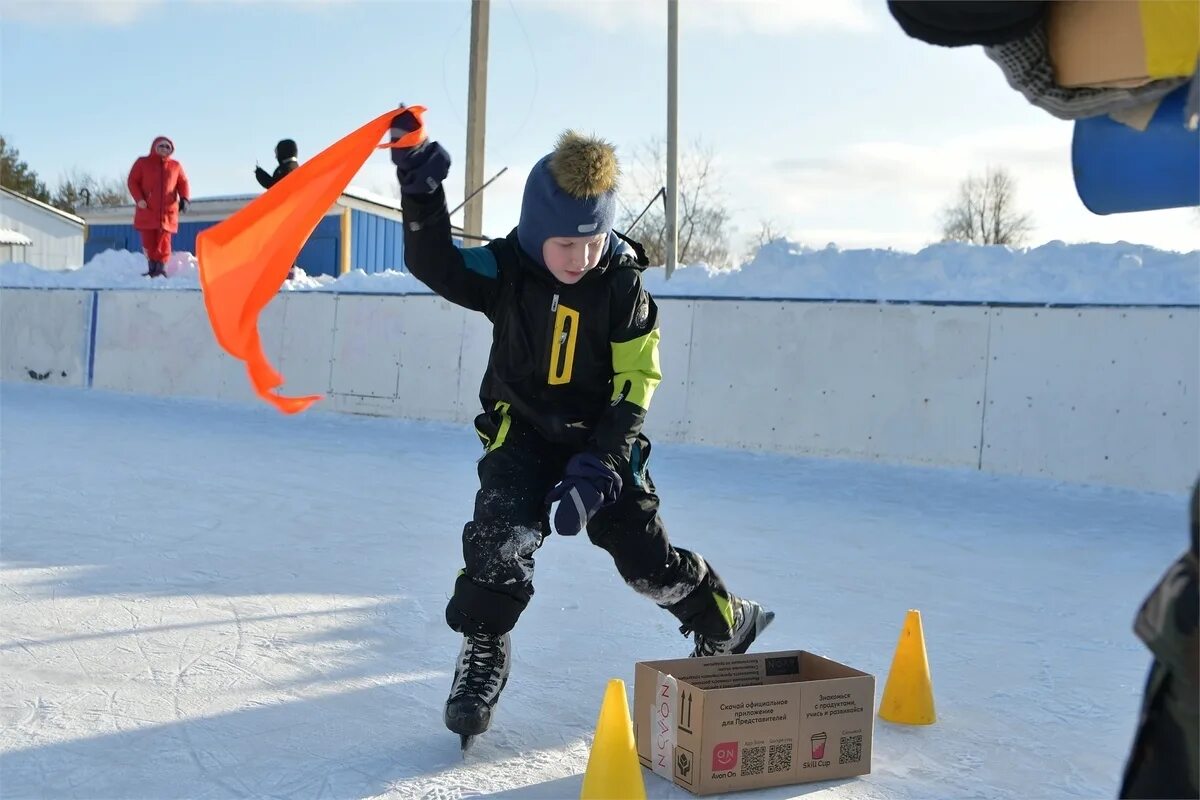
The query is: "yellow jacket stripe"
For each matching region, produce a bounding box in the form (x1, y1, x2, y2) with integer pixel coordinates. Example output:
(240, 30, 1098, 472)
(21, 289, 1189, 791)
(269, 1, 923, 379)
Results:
(611, 328, 662, 411)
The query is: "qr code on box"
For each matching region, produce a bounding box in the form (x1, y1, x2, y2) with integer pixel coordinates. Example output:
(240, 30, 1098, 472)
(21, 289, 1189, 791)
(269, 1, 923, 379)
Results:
(741, 745, 765, 776)
(768, 741, 793, 773)
(839, 734, 863, 765)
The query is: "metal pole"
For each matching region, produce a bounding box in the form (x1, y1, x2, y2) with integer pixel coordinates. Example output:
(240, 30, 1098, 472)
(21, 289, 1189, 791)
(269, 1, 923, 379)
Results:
(665, 0, 679, 278)
(625, 187, 666, 238)
(449, 166, 508, 218)
(464, 0, 490, 241)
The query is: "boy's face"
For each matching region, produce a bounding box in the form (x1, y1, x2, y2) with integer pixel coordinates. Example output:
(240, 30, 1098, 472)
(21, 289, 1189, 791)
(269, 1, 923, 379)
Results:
(542, 233, 607, 284)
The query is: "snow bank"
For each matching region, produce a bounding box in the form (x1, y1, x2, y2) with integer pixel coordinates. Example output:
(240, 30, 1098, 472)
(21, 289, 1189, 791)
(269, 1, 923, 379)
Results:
(3, 239, 1196, 304)
(643, 240, 1200, 305)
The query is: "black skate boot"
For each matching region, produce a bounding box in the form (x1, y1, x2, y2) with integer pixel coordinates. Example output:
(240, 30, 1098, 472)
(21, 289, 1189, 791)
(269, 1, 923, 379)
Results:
(444, 631, 511, 752)
(689, 597, 774, 658)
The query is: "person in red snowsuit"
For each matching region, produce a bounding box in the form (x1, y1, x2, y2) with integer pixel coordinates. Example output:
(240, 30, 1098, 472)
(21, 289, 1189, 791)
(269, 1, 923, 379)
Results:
(127, 136, 190, 278)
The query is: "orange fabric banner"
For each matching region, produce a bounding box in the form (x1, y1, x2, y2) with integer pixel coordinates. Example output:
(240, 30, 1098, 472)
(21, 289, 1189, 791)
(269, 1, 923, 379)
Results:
(196, 106, 425, 413)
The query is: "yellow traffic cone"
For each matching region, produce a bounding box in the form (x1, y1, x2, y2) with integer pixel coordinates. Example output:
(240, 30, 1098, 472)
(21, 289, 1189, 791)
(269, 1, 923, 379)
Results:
(580, 678, 647, 800)
(878, 609, 936, 725)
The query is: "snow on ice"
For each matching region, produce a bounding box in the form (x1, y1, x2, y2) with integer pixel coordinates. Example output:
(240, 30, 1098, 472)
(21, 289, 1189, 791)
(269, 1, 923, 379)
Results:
(0, 383, 1189, 799)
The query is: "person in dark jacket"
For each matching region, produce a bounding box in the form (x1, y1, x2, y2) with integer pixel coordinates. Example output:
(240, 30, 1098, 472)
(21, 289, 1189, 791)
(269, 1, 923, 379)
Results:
(127, 136, 190, 278)
(254, 139, 299, 190)
(390, 109, 774, 746)
(887, 0, 1046, 47)
(1120, 481, 1199, 799)
(255, 139, 300, 278)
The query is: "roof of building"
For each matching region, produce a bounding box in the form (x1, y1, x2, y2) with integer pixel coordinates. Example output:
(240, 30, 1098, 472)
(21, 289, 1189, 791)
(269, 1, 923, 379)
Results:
(0, 187, 86, 226)
(0, 228, 34, 245)
(75, 185, 408, 224)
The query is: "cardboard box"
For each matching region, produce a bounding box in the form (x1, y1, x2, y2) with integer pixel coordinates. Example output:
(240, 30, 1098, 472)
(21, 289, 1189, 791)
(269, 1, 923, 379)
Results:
(634, 650, 874, 795)
(1047, 0, 1200, 89)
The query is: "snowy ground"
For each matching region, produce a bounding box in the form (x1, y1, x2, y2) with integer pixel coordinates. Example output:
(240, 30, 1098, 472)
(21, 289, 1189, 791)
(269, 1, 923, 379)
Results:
(0, 383, 1190, 800)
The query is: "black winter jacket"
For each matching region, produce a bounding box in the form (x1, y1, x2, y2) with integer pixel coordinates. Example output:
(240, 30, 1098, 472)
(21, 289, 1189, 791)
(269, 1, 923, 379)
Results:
(401, 186, 661, 471)
(255, 159, 299, 190)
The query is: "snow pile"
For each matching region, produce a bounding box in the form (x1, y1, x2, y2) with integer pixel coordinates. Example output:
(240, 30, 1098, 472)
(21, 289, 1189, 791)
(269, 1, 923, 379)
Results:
(0, 250, 338, 291)
(3, 239, 1197, 304)
(324, 267, 427, 294)
(0, 250, 201, 289)
(642, 239, 1200, 304)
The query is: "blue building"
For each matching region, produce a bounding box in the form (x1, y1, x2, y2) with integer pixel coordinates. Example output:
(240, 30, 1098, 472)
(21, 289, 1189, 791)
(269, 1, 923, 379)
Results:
(78, 187, 409, 277)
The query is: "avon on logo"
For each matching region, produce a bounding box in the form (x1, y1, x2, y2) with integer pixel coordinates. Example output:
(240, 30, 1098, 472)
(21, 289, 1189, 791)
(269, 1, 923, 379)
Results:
(711, 741, 738, 773)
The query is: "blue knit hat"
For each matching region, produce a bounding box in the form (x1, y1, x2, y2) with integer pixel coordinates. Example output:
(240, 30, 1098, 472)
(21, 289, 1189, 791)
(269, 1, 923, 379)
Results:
(517, 131, 619, 268)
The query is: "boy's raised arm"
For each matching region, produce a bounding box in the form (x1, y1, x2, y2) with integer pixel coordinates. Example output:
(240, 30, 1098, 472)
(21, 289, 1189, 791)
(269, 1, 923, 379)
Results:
(401, 184, 499, 314)
(392, 108, 499, 314)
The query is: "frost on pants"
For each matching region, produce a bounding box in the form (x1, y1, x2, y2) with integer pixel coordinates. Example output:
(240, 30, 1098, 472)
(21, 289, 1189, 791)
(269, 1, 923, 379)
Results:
(491, 526, 543, 585)
(626, 559, 707, 607)
(464, 489, 544, 588)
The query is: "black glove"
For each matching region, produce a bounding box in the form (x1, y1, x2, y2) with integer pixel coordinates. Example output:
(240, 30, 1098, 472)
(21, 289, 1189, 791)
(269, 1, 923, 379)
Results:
(255, 166, 272, 186)
(390, 107, 449, 195)
(389, 106, 425, 148)
(178, 197, 189, 213)
(546, 453, 623, 536)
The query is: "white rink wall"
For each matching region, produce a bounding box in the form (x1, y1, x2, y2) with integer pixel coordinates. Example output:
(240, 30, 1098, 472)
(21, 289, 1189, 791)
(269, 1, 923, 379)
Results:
(1, 287, 1196, 493)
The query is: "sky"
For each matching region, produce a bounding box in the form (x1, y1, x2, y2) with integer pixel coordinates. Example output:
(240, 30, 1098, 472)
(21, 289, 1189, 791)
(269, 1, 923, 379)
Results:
(2, 0, 1198, 257)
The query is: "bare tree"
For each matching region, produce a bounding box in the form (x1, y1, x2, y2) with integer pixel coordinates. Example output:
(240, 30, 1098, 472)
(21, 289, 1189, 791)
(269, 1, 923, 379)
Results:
(746, 218, 788, 261)
(940, 166, 1034, 246)
(619, 138, 732, 267)
(52, 169, 129, 214)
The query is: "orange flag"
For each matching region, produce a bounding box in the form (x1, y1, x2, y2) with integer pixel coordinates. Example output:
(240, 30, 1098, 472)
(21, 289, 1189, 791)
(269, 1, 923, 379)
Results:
(196, 106, 426, 413)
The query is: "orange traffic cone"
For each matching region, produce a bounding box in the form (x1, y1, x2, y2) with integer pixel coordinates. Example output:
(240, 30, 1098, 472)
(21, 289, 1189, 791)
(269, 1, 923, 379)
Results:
(878, 609, 936, 725)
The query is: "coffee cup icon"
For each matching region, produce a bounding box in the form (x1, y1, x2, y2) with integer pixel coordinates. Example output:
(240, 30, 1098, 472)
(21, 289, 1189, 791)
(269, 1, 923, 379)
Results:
(811, 732, 827, 760)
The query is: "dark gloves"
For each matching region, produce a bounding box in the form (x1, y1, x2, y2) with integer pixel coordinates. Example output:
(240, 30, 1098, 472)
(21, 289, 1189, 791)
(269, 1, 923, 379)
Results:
(255, 166, 272, 187)
(390, 105, 425, 145)
(178, 197, 189, 213)
(546, 453, 623, 536)
(390, 106, 450, 195)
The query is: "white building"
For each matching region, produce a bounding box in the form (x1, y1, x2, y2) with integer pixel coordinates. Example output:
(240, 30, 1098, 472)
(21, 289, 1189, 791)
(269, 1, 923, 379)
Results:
(0, 227, 33, 264)
(0, 187, 85, 270)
